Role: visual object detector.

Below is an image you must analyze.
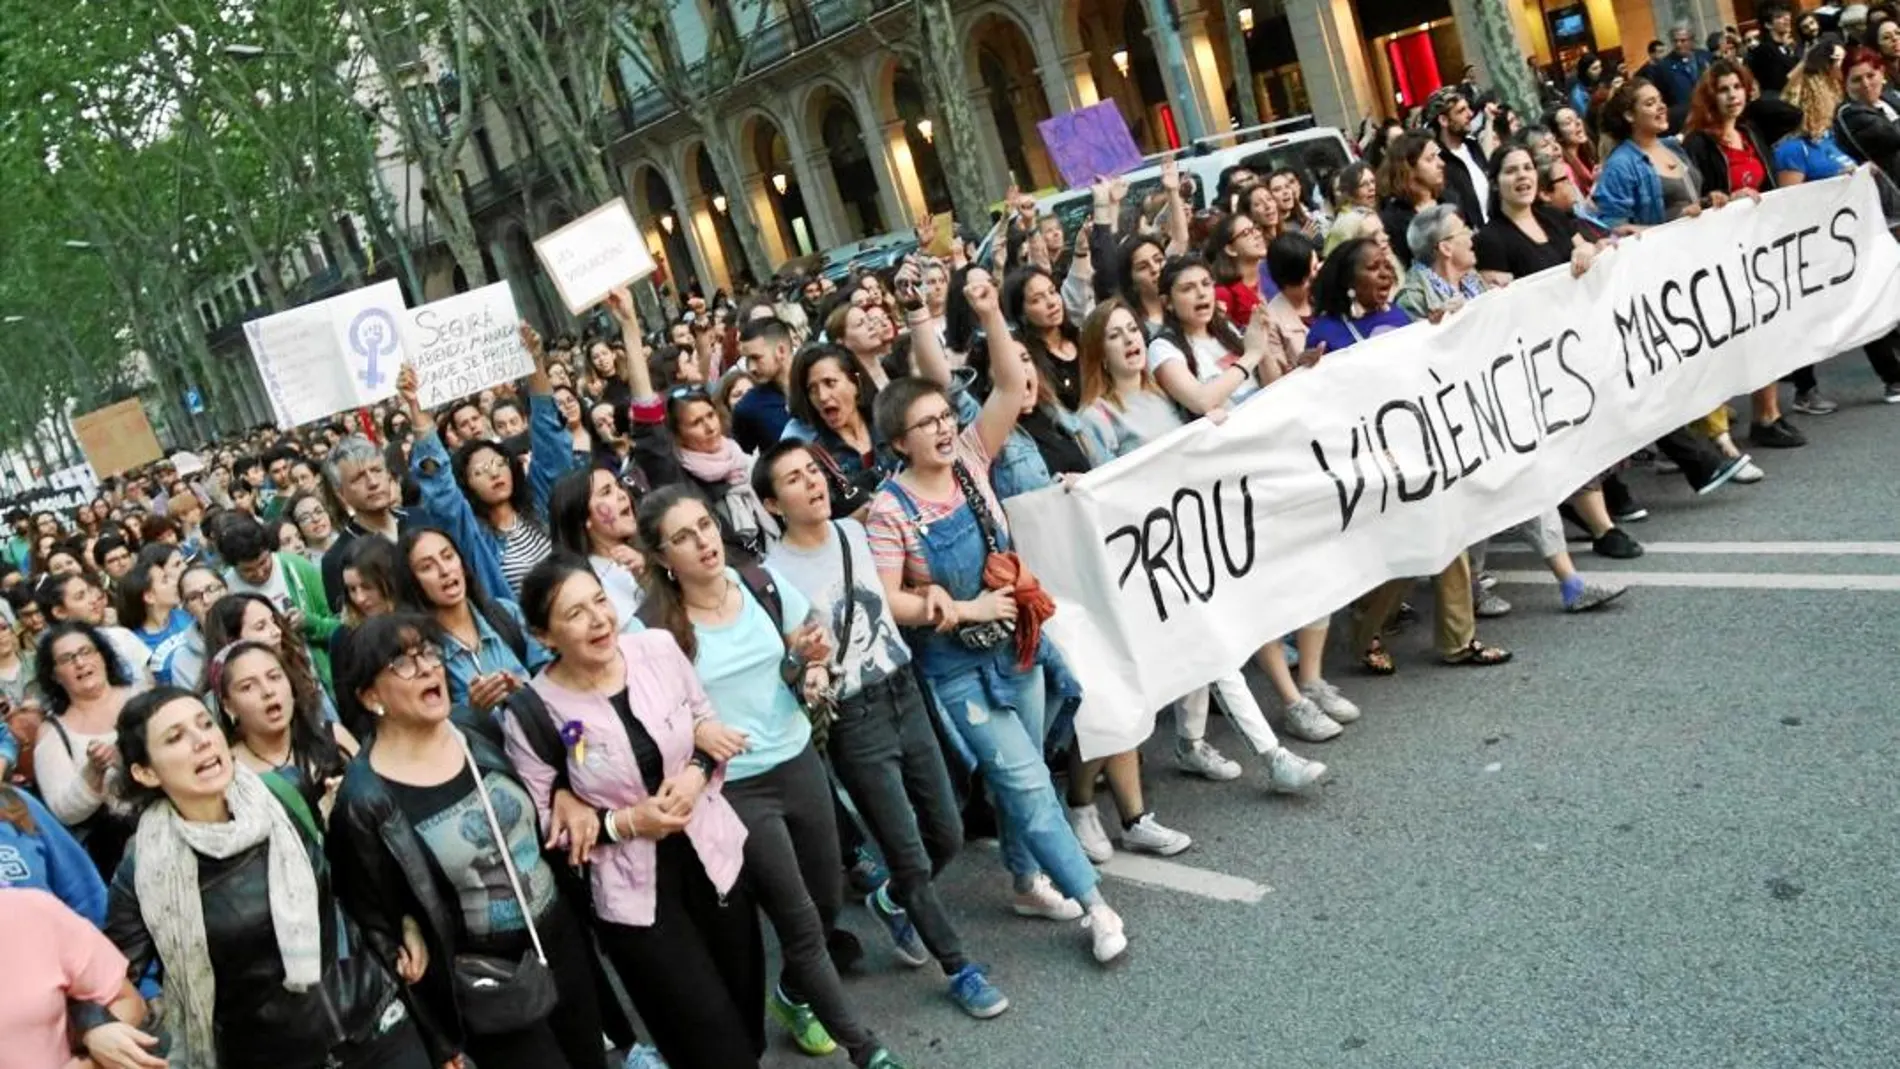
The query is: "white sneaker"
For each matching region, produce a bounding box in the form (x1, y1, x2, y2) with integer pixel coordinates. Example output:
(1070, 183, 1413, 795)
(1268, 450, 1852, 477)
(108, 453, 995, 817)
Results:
(1175, 738, 1243, 781)
(1066, 805, 1114, 864)
(1266, 747, 1330, 793)
(1119, 813, 1192, 856)
(1011, 874, 1084, 921)
(1299, 679, 1361, 724)
(1084, 904, 1128, 963)
(1282, 696, 1343, 742)
(1732, 459, 1765, 483)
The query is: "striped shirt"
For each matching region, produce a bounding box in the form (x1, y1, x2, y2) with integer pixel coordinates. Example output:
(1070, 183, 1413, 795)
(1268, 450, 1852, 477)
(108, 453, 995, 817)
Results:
(495, 517, 552, 595)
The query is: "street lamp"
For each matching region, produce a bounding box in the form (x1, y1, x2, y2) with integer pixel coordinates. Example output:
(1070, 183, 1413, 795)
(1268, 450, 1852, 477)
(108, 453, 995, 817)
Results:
(1112, 50, 1130, 77)
(771, 172, 789, 195)
(1, 316, 23, 325)
(1239, 6, 1254, 33)
(915, 118, 934, 143)
(711, 193, 729, 214)
(63, 239, 95, 250)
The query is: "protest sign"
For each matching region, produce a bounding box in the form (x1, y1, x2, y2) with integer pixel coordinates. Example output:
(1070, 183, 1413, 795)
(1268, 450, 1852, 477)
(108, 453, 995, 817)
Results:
(1007, 170, 1900, 761)
(533, 199, 657, 315)
(72, 399, 164, 477)
(400, 283, 531, 409)
(1037, 102, 1144, 189)
(242, 280, 407, 428)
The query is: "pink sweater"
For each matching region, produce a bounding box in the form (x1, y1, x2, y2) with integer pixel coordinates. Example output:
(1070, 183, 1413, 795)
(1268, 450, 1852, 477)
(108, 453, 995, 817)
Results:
(505, 632, 748, 927)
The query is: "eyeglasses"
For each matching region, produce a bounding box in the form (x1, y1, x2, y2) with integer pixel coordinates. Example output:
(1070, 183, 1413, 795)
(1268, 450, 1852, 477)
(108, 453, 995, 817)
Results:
(468, 458, 510, 479)
(184, 582, 227, 606)
(663, 515, 722, 551)
(293, 506, 327, 523)
(52, 646, 103, 669)
(905, 410, 957, 437)
(667, 384, 710, 402)
(384, 644, 445, 680)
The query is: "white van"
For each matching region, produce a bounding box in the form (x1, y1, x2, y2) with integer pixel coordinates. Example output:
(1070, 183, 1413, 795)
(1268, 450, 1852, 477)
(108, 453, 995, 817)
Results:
(979, 116, 1356, 262)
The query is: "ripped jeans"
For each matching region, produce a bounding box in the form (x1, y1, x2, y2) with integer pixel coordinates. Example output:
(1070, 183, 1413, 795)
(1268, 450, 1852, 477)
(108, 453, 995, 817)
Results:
(929, 662, 1101, 904)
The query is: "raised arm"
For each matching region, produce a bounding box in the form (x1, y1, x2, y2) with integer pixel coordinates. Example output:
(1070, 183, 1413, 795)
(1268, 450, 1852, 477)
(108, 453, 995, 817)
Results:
(895, 257, 950, 384)
(1160, 157, 1191, 255)
(969, 275, 1028, 458)
(606, 287, 658, 403)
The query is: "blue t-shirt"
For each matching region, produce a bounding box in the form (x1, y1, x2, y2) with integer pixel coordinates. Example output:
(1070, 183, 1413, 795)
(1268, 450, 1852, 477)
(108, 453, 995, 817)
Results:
(731, 383, 792, 455)
(692, 565, 813, 781)
(1304, 305, 1414, 354)
(139, 608, 196, 687)
(0, 787, 108, 925)
(1772, 134, 1855, 182)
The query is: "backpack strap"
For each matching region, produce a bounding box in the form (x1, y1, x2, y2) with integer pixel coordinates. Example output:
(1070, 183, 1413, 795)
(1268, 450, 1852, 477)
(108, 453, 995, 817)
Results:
(734, 562, 786, 645)
(259, 770, 323, 847)
(504, 685, 572, 791)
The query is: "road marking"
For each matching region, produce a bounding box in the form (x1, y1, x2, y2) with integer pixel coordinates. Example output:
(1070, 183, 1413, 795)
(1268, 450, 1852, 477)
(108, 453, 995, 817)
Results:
(1097, 853, 1272, 904)
(1492, 569, 1900, 592)
(1490, 540, 1900, 556)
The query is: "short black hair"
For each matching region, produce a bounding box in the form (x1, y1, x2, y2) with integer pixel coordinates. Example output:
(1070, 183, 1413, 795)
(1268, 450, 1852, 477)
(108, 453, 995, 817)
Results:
(232, 456, 263, 482)
(215, 514, 273, 565)
(90, 533, 129, 570)
(751, 439, 816, 507)
(739, 316, 790, 347)
(1266, 231, 1321, 292)
(335, 611, 445, 728)
(262, 444, 301, 472)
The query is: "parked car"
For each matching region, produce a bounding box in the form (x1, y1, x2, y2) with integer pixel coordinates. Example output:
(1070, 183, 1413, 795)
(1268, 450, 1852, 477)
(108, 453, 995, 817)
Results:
(976, 117, 1356, 264)
(815, 231, 921, 285)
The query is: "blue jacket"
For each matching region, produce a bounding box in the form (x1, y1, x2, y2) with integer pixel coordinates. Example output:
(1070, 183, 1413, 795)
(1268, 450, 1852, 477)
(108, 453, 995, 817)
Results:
(1653, 49, 1713, 107)
(412, 390, 572, 600)
(1593, 138, 1698, 228)
(0, 786, 108, 925)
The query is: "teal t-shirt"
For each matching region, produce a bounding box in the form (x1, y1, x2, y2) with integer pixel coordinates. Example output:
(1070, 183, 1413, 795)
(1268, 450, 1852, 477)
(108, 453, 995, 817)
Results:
(692, 565, 812, 781)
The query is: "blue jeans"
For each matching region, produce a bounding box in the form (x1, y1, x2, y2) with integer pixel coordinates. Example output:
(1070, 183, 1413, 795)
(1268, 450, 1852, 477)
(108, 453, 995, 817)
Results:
(931, 664, 1100, 903)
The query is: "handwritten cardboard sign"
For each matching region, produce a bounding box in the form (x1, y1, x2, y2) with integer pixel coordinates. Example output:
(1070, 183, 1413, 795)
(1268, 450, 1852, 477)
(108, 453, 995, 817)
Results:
(242, 280, 407, 428)
(72, 399, 164, 477)
(1037, 101, 1145, 190)
(533, 199, 657, 315)
(400, 283, 532, 408)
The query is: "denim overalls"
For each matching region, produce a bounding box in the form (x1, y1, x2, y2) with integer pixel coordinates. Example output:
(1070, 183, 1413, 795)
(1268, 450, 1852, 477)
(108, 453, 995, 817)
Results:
(884, 473, 1099, 902)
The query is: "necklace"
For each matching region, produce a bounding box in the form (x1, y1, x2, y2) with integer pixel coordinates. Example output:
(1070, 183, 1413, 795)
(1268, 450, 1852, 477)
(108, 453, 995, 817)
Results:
(684, 577, 734, 613)
(243, 736, 293, 769)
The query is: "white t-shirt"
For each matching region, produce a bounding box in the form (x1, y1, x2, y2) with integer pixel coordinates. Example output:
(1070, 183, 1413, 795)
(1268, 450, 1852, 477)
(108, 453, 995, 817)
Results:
(1147, 332, 1256, 403)
(1451, 141, 1491, 223)
(767, 521, 910, 699)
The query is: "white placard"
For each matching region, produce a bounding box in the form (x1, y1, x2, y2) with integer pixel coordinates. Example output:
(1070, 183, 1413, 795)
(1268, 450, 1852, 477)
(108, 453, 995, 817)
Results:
(242, 280, 407, 428)
(1006, 171, 1900, 761)
(400, 282, 532, 409)
(532, 198, 657, 315)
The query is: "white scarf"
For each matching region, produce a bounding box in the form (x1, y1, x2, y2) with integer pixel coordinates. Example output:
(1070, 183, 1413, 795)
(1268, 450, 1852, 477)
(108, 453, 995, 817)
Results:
(133, 764, 322, 1069)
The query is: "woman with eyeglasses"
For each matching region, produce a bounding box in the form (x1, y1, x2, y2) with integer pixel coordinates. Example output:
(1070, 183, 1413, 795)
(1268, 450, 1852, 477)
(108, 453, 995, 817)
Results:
(866, 272, 1131, 965)
(1207, 211, 1272, 324)
(553, 384, 595, 469)
(634, 486, 910, 1068)
(107, 687, 432, 1069)
(32, 621, 145, 876)
(328, 614, 605, 1069)
(391, 527, 549, 721)
(209, 640, 349, 815)
(508, 555, 765, 1069)
(168, 564, 227, 691)
(286, 491, 341, 563)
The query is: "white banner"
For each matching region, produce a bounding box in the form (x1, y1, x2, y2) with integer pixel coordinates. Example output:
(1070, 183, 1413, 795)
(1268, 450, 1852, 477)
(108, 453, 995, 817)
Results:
(242, 280, 407, 428)
(1008, 171, 1900, 761)
(400, 282, 532, 409)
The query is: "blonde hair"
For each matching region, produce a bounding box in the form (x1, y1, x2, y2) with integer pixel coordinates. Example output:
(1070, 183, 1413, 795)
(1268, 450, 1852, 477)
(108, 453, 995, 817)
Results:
(1784, 67, 1843, 138)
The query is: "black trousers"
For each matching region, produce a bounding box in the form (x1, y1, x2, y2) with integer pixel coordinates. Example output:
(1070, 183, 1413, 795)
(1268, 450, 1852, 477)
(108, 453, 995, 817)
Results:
(334, 1011, 432, 1069)
(1785, 329, 1900, 390)
(461, 902, 606, 1069)
(1652, 427, 1732, 489)
(829, 670, 968, 974)
(595, 837, 765, 1069)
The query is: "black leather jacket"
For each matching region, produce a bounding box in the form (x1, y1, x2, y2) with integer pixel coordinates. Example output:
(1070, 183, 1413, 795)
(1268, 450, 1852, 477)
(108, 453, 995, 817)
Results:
(1833, 99, 1900, 177)
(104, 812, 402, 1069)
(325, 718, 519, 1065)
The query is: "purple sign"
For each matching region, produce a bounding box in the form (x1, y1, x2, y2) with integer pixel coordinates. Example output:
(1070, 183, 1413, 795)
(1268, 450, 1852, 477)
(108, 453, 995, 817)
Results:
(1037, 102, 1145, 190)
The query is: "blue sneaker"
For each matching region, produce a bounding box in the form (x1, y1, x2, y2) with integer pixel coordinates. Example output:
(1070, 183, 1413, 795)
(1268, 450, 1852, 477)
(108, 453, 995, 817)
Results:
(1282, 635, 1300, 668)
(846, 847, 889, 895)
(866, 885, 929, 967)
(947, 963, 1010, 1019)
(622, 1044, 668, 1069)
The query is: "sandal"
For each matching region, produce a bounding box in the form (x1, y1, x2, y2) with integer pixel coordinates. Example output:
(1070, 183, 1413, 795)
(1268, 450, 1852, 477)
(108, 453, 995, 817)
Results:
(1361, 638, 1396, 676)
(1441, 639, 1514, 667)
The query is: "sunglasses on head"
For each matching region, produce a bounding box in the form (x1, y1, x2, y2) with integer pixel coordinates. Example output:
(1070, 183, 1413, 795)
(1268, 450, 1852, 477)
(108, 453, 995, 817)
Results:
(667, 384, 710, 402)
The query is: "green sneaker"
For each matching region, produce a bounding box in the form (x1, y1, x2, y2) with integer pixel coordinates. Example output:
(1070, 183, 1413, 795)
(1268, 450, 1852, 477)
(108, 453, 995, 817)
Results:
(865, 1050, 910, 1069)
(768, 984, 837, 1056)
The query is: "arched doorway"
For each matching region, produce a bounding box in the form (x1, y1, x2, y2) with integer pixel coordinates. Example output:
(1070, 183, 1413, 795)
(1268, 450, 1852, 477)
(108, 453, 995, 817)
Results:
(632, 165, 699, 300)
(813, 90, 884, 240)
(893, 72, 952, 215)
(1074, 0, 1172, 152)
(689, 143, 746, 293)
(969, 14, 1055, 189)
(740, 114, 815, 259)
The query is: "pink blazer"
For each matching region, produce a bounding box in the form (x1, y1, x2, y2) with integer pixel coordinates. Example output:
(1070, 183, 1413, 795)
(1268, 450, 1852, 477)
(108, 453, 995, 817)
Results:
(505, 631, 748, 927)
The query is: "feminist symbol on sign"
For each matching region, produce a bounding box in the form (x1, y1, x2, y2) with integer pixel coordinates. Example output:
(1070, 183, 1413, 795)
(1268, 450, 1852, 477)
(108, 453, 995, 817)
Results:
(348, 307, 400, 390)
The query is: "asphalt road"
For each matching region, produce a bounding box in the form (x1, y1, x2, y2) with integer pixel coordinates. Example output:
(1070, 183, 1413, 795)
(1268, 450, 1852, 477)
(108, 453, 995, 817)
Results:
(759, 354, 1900, 1069)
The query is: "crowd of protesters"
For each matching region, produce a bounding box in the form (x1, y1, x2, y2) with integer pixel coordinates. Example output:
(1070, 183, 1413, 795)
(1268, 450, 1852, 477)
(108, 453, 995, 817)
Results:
(4, 7, 1899, 1066)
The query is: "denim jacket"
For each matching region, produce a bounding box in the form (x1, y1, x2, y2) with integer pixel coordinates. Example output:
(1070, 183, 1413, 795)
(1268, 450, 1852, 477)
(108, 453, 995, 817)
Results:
(510, 633, 747, 927)
(1593, 138, 1698, 228)
(441, 598, 550, 711)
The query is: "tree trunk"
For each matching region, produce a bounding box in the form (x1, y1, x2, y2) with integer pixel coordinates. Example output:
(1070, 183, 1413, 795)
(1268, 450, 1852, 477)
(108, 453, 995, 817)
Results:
(699, 124, 773, 282)
(1223, 5, 1261, 127)
(1471, 0, 1542, 119)
(912, 0, 997, 233)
